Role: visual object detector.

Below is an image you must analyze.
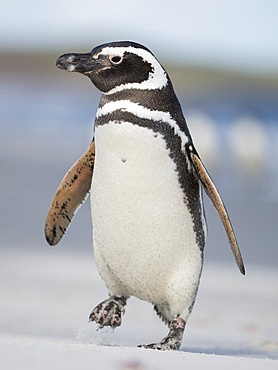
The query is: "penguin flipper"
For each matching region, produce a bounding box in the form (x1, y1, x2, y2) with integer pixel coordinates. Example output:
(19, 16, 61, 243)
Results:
(45, 140, 95, 246)
(189, 146, 245, 275)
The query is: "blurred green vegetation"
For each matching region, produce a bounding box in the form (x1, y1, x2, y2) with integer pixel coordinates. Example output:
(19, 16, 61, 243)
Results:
(1, 52, 278, 93)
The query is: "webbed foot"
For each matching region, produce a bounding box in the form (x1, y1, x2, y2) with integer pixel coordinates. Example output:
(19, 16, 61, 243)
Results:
(138, 316, 185, 351)
(89, 295, 127, 329)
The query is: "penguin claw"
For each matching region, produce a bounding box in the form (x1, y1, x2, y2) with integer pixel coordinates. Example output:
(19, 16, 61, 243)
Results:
(138, 341, 181, 351)
(89, 295, 127, 329)
(138, 316, 185, 351)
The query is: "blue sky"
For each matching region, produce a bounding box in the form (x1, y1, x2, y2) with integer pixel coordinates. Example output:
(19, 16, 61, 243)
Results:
(1, 0, 277, 72)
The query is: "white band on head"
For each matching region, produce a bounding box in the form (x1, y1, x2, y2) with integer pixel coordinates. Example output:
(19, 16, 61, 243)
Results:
(99, 46, 168, 94)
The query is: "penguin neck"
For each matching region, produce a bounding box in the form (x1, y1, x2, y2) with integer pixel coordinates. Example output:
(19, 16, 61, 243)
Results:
(98, 81, 190, 138)
(100, 81, 175, 111)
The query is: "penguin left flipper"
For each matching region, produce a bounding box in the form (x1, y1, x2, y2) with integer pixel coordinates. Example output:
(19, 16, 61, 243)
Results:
(45, 140, 95, 246)
(188, 145, 245, 275)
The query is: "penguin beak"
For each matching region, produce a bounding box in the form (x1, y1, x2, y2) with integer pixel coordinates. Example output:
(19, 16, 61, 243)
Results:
(56, 52, 101, 73)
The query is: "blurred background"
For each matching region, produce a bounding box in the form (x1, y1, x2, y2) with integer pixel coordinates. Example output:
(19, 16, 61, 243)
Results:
(1, 0, 278, 268)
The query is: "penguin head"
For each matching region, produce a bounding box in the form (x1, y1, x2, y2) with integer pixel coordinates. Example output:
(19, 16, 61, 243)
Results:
(56, 41, 168, 93)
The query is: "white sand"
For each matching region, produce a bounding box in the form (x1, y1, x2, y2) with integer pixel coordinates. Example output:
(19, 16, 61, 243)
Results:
(1, 250, 277, 369)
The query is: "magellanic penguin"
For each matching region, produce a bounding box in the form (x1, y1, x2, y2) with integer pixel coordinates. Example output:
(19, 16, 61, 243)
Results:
(45, 41, 245, 351)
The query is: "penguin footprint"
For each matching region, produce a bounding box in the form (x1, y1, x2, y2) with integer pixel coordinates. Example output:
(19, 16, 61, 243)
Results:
(89, 295, 127, 330)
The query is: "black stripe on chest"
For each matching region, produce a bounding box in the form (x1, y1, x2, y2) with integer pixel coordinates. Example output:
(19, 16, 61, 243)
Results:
(95, 98, 206, 251)
(101, 83, 191, 138)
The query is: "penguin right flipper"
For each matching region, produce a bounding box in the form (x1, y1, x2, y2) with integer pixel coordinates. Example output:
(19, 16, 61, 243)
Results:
(45, 140, 95, 246)
(188, 145, 245, 275)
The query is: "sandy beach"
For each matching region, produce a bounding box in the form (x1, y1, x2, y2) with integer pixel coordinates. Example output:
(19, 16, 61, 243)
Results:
(1, 250, 277, 369)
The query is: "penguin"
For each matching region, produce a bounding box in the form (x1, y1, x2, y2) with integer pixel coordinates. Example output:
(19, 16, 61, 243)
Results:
(45, 41, 245, 351)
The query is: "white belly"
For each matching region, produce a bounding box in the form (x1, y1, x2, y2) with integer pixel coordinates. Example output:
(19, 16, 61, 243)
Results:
(91, 122, 203, 319)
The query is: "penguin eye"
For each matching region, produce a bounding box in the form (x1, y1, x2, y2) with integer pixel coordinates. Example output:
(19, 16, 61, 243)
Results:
(109, 55, 123, 65)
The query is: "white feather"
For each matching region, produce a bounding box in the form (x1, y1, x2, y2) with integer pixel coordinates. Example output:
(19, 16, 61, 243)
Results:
(91, 122, 203, 321)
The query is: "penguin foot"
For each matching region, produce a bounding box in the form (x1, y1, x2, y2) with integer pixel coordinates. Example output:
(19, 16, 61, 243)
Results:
(138, 316, 185, 351)
(89, 295, 127, 330)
